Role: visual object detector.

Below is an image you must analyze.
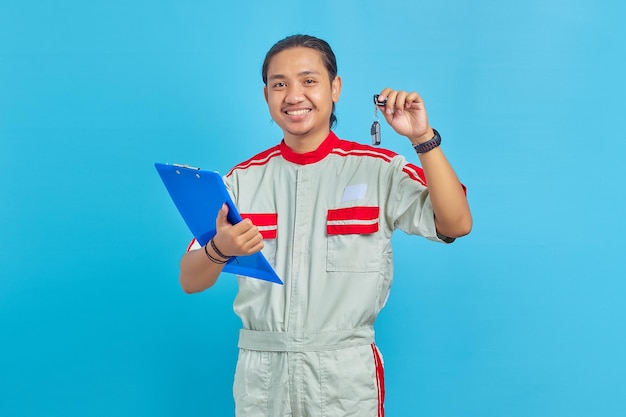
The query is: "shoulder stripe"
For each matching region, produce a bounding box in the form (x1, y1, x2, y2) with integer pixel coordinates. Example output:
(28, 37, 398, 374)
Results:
(402, 163, 427, 186)
(335, 139, 398, 159)
(332, 139, 427, 185)
(330, 139, 396, 162)
(330, 148, 395, 163)
(226, 146, 281, 177)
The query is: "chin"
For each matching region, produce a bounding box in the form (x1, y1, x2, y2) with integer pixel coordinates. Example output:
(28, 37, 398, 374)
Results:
(284, 125, 314, 137)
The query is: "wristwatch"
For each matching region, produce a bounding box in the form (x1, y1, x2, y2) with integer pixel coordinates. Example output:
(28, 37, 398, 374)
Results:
(413, 129, 441, 154)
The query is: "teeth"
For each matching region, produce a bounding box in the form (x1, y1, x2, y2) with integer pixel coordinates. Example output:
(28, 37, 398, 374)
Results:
(286, 109, 310, 116)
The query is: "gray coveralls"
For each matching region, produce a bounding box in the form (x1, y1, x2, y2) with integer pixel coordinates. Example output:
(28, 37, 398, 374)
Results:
(219, 132, 447, 416)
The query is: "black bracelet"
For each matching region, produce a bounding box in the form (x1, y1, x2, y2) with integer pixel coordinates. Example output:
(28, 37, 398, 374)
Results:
(204, 243, 227, 264)
(210, 238, 233, 260)
(413, 129, 441, 154)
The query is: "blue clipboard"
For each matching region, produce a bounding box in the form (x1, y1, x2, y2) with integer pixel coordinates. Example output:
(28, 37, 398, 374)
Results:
(155, 162, 283, 284)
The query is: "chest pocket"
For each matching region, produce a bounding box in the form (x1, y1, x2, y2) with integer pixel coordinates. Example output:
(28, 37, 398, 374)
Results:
(326, 206, 381, 272)
(240, 213, 278, 267)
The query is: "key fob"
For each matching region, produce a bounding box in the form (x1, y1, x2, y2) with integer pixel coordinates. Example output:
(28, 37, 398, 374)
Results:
(371, 120, 381, 145)
(373, 94, 387, 107)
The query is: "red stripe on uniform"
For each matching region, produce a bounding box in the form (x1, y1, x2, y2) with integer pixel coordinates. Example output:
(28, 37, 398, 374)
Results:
(258, 229, 277, 239)
(371, 344, 386, 417)
(327, 206, 379, 221)
(327, 207, 379, 235)
(240, 213, 278, 240)
(226, 146, 281, 176)
(240, 213, 277, 226)
(402, 163, 427, 186)
(330, 148, 394, 163)
(327, 223, 378, 235)
(334, 138, 397, 160)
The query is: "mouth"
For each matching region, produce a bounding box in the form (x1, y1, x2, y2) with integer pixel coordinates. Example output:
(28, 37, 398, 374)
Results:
(284, 108, 311, 116)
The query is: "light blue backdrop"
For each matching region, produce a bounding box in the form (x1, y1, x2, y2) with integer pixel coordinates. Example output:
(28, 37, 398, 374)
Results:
(1, 0, 625, 416)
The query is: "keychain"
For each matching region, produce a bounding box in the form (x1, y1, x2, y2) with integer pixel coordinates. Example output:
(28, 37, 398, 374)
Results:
(371, 94, 387, 146)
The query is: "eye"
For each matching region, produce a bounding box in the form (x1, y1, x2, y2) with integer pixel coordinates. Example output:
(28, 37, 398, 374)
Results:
(272, 81, 286, 88)
(304, 78, 317, 85)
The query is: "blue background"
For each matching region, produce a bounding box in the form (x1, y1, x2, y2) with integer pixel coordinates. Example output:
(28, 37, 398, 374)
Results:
(1, 0, 625, 416)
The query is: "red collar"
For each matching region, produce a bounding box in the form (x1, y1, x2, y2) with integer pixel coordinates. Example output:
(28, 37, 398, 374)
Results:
(279, 131, 339, 165)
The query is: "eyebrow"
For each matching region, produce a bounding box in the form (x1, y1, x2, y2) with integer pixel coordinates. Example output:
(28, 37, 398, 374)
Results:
(267, 70, 321, 82)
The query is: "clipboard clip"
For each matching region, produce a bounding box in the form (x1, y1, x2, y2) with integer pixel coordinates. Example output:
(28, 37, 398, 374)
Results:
(172, 163, 201, 170)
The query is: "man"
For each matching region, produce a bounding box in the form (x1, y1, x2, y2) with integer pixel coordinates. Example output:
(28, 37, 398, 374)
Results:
(180, 34, 472, 417)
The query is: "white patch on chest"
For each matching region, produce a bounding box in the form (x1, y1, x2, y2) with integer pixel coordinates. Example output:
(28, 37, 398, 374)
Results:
(341, 183, 367, 202)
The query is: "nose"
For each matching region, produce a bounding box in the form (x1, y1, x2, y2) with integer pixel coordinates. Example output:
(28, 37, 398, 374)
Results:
(285, 83, 305, 104)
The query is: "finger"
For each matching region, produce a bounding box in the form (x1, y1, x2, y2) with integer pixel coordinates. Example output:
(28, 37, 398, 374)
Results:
(231, 217, 256, 236)
(216, 203, 230, 228)
(374, 87, 392, 109)
(406, 91, 425, 110)
(394, 91, 409, 110)
(240, 232, 265, 254)
(229, 225, 263, 255)
(391, 91, 410, 117)
(239, 223, 262, 241)
(217, 203, 228, 222)
(383, 90, 399, 115)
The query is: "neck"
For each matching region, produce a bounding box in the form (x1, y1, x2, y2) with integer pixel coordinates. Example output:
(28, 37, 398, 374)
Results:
(283, 129, 331, 154)
(279, 130, 337, 165)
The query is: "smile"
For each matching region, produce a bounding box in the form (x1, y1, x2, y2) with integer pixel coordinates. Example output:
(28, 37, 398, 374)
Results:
(285, 109, 311, 116)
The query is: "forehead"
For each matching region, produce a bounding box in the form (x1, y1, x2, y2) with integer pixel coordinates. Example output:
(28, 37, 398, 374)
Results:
(266, 47, 328, 78)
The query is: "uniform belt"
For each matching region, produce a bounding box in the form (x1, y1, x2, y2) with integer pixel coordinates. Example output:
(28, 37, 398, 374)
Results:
(238, 325, 374, 352)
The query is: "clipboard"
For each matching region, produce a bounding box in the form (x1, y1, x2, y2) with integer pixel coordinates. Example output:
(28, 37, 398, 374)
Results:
(155, 162, 283, 284)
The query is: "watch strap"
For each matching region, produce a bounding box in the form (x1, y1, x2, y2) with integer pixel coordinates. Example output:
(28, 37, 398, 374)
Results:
(413, 129, 441, 154)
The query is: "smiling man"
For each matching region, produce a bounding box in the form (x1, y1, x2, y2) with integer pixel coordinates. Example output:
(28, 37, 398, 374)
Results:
(179, 34, 472, 417)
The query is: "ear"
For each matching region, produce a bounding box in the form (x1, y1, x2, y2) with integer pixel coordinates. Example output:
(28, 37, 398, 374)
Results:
(331, 76, 342, 103)
(263, 86, 269, 104)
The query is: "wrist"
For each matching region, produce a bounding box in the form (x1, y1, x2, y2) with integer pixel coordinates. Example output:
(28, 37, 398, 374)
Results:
(210, 238, 233, 260)
(204, 242, 227, 264)
(410, 127, 435, 146)
(413, 128, 441, 154)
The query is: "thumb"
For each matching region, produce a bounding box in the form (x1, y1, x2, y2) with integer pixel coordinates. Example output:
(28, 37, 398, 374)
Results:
(216, 203, 230, 227)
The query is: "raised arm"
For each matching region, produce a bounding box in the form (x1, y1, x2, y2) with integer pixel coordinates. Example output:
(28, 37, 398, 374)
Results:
(376, 88, 472, 238)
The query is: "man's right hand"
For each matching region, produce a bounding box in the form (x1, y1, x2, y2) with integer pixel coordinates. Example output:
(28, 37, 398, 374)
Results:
(213, 203, 264, 258)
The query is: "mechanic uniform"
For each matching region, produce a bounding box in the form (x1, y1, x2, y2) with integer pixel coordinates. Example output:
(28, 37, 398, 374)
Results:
(189, 131, 452, 417)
